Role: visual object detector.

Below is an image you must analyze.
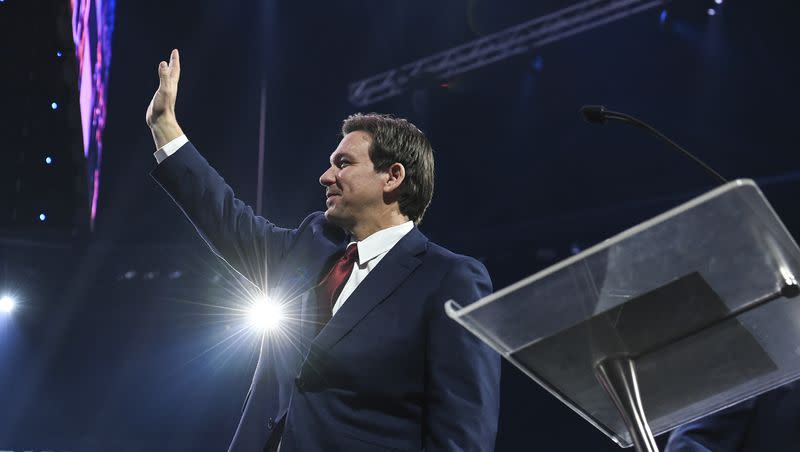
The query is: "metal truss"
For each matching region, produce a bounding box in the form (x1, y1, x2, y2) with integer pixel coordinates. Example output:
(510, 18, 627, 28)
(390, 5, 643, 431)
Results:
(348, 0, 664, 106)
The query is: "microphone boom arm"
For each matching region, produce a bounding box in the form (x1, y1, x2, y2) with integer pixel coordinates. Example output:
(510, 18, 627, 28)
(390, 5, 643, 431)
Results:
(606, 110, 727, 184)
(580, 105, 728, 185)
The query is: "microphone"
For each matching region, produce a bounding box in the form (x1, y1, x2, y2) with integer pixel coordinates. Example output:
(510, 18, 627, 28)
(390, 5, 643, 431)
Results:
(579, 105, 727, 184)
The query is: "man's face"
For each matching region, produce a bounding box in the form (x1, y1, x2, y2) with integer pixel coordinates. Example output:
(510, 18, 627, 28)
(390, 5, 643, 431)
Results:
(319, 131, 388, 229)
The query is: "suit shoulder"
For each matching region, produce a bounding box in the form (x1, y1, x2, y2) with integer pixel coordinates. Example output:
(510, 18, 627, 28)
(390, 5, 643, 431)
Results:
(280, 212, 348, 266)
(299, 211, 346, 240)
(421, 241, 493, 311)
(424, 241, 489, 277)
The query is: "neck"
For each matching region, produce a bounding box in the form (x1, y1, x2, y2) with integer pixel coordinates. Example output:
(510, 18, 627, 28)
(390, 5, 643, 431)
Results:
(350, 210, 410, 241)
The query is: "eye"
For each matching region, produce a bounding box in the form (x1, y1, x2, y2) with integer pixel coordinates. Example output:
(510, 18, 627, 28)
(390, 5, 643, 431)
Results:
(337, 160, 350, 168)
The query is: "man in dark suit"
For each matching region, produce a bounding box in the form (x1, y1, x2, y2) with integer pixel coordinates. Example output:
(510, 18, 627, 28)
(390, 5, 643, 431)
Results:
(146, 49, 501, 451)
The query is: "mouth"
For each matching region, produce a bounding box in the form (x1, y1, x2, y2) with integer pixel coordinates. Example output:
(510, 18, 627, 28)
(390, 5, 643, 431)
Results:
(325, 193, 340, 206)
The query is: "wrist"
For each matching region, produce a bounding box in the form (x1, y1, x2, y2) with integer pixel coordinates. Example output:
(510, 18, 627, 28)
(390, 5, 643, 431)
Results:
(150, 117, 184, 149)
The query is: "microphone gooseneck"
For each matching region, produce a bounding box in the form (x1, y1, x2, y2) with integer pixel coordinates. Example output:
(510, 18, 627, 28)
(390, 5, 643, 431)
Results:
(579, 105, 728, 184)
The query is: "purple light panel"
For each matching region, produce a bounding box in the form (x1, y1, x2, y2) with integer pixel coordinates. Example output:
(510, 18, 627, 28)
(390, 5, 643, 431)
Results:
(71, 0, 115, 230)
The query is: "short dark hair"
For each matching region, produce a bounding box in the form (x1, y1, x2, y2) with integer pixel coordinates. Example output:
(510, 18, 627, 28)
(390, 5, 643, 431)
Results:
(342, 113, 435, 224)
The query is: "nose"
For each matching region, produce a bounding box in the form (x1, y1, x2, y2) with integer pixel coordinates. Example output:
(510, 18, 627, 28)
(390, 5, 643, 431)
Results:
(319, 165, 336, 187)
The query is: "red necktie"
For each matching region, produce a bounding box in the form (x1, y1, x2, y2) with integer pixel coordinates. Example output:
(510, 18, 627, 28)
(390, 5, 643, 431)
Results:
(316, 243, 359, 329)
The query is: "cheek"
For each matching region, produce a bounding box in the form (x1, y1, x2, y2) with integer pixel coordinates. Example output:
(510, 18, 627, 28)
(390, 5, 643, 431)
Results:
(339, 173, 360, 193)
(339, 171, 382, 200)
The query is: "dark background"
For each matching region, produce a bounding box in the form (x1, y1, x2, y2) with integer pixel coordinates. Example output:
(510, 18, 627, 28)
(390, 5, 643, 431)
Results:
(2, 0, 799, 450)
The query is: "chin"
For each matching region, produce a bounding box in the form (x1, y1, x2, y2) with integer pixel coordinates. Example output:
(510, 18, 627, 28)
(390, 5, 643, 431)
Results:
(324, 209, 353, 230)
(324, 208, 342, 224)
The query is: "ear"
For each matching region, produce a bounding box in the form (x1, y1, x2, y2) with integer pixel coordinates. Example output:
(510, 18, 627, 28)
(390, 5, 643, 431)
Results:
(383, 162, 406, 193)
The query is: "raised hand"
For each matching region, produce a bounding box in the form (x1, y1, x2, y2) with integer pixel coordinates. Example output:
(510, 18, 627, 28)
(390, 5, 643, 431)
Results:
(146, 49, 184, 149)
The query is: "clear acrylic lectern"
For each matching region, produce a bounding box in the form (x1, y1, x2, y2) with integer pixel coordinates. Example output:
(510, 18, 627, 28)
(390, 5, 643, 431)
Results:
(445, 179, 800, 451)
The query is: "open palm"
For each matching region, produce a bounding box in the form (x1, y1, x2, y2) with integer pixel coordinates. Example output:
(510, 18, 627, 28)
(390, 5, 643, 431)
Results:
(146, 49, 181, 127)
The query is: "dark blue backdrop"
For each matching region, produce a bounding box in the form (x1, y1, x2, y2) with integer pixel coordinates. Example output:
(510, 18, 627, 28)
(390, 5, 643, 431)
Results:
(2, 1, 799, 450)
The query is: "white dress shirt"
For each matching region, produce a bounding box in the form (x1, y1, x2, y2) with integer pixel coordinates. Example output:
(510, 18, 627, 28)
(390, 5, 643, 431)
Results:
(332, 221, 414, 315)
(154, 135, 415, 316)
(153, 134, 188, 163)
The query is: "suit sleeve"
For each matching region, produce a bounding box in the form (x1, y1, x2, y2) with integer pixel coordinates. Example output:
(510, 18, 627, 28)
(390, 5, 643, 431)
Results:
(150, 141, 307, 290)
(424, 257, 501, 452)
(664, 399, 754, 452)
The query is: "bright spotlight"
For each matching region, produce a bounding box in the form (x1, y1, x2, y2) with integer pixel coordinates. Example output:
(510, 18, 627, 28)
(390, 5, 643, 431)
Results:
(248, 297, 284, 331)
(0, 296, 15, 313)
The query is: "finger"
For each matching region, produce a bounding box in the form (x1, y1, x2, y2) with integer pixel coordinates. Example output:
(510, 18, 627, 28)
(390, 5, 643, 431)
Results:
(158, 60, 168, 85)
(170, 49, 181, 80)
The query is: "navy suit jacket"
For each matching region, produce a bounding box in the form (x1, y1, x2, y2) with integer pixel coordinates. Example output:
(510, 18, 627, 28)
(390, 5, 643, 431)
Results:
(151, 142, 501, 451)
(665, 381, 800, 452)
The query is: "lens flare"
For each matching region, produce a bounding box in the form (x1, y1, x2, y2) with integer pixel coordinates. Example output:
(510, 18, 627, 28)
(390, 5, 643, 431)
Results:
(248, 297, 284, 331)
(0, 296, 16, 313)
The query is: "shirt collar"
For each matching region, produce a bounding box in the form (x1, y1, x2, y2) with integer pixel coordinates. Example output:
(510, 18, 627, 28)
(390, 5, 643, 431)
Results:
(350, 221, 414, 266)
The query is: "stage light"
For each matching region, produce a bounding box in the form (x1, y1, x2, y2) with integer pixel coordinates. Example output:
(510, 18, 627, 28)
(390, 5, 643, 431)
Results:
(56, 51, 63, 57)
(532, 55, 544, 72)
(51, 102, 58, 110)
(707, 8, 716, 16)
(45, 156, 53, 165)
(248, 297, 284, 331)
(714, 0, 723, 4)
(659, 9, 668, 24)
(0, 296, 15, 313)
(39, 213, 46, 221)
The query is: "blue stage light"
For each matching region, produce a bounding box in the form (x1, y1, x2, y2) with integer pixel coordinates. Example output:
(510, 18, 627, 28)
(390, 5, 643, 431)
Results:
(0, 296, 15, 314)
(51, 102, 58, 110)
(56, 51, 63, 58)
(39, 213, 46, 221)
(248, 296, 285, 331)
(532, 56, 544, 72)
(45, 156, 53, 165)
(707, 8, 716, 16)
(659, 9, 668, 24)
(714, 0, 723, 4)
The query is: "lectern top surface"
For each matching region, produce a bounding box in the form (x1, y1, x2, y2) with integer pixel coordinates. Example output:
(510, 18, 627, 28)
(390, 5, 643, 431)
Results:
(446, 179, 800, 447)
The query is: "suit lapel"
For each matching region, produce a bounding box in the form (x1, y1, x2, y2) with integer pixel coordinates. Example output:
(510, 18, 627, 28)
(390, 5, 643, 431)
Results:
(311, 227, 428, 352)
(277, 236, 346, 347)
